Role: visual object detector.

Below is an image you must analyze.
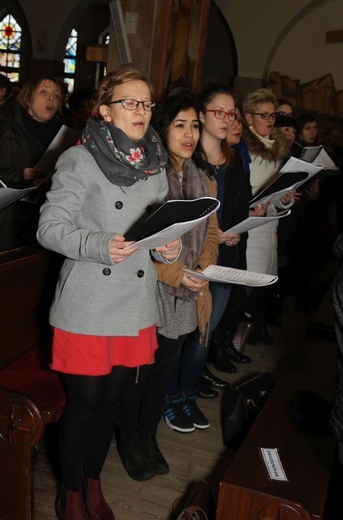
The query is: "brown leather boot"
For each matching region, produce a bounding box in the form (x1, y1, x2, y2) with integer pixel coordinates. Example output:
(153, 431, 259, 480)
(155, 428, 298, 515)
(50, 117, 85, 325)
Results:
(85, 478, 115, 520)
(56, 488, 89, 520)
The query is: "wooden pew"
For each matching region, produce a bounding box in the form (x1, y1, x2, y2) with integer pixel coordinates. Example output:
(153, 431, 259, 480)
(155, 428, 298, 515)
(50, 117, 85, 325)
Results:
(217, 304, 338, 519)
(0, 244, 65, 520)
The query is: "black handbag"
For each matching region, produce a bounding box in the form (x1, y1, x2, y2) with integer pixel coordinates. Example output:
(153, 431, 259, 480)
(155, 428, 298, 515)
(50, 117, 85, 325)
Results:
(223, 372, 274, 449)
(173, 480, 216, 520)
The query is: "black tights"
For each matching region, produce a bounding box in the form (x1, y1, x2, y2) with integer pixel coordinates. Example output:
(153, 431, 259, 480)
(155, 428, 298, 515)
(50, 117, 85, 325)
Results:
(59, 365, 133, 491)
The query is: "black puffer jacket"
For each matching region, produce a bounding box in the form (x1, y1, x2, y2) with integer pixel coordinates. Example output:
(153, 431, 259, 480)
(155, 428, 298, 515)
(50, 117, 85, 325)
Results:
(331, 233, 343, 440)
(0, 103, 61, 251)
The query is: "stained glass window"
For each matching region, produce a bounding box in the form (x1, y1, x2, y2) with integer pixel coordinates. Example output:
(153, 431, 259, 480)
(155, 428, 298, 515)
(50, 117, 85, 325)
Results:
(0, 13, 21, 82)
(64, 29, 78, 93)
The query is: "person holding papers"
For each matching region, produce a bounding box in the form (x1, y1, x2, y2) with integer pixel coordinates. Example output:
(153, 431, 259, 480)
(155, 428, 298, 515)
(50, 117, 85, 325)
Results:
(243, 88, 293, 345)
(199, 101, 254, 378)
(37, 67, 181, 519)
(0, 75, 63, 251)
(116, 91, 218, 481)
(190, 82, 252, 380)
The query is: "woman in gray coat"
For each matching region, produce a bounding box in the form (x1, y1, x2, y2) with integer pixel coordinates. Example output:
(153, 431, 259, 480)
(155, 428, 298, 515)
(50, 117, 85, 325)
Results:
(37, 67, 181, 520)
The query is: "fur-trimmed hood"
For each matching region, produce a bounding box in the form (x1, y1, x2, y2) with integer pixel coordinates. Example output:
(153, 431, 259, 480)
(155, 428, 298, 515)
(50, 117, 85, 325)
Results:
(243, 126, 290, 163)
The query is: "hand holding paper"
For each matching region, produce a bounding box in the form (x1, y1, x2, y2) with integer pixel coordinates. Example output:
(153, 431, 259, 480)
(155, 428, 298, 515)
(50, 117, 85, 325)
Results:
(182, 264, 278, 287)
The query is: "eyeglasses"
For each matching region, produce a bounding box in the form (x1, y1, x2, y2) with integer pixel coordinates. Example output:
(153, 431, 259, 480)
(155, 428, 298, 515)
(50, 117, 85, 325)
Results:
(249, 112, 277, 120)
(107, 99, 156, 111)
(204, 109, 239, 122)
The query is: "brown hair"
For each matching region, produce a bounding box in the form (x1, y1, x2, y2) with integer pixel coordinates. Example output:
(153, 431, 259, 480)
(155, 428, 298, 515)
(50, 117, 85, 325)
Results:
(198, 80, 235, 166)
(16, 76, 62, 115)
(91, 67, 153, 121)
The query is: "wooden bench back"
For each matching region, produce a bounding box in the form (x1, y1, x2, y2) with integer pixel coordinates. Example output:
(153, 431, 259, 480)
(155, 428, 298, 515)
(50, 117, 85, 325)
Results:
(0, 244, 61, 369)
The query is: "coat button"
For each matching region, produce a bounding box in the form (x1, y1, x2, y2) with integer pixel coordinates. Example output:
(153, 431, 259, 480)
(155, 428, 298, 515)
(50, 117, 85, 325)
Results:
(137, 270, 144, 278)
(103, 268, 111, 276)
(115, 201, 123, 209)
(146, 205, 153, 214)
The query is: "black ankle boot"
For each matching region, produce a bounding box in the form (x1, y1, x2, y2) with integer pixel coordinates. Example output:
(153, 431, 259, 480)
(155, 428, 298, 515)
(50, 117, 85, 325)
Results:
(140, 436, 169, 475)
(208, 348, 237, 373)
(118, 442, 155, 481)
(208, 334, 237, 373)
(202, 366, 229, 388)
(222, 334, 252, 363)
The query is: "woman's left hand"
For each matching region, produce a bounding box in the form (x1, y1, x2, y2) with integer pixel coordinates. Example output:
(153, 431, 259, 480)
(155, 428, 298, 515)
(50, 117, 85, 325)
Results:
(281, 190, 297, 205)
(156, 238, 181, 261)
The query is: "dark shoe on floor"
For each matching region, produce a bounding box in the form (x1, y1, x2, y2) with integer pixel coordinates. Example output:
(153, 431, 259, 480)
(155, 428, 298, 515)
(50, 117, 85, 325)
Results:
(223, 342, 252, 364)
(161, 399, 195, 433)
(202, 366, 230, 388)
(198, 379, 219, 399)
(186, 399, 210, 429)
(84, 478, 115, 520)
(140, 436, 169, 475)
(208, 351, 237, 373)
(56, 487, 89, 520)
(118, 442, 155, 481)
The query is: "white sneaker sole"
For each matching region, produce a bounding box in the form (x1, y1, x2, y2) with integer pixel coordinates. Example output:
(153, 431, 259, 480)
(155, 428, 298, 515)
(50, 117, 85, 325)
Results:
(164, 416, 195, 433)
(193, 422, 211, 430)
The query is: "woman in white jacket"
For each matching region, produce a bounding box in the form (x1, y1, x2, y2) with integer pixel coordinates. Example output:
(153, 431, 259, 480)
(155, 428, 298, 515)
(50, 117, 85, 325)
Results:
(243, 88, 293, 345)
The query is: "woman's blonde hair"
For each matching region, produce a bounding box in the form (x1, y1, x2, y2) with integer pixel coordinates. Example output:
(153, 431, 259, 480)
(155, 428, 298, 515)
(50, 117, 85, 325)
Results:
(243, 88, 276, 115)
(91, 67, 154, 121)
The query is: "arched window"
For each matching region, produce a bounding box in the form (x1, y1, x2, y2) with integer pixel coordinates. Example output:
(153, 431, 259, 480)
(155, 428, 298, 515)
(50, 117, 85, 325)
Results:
(0, 13, 21, 81)
(64, 28, 78, 92)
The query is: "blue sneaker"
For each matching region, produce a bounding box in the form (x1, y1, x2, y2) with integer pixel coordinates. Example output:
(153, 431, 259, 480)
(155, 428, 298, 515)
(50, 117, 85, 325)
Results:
(161, 399, 195, 433)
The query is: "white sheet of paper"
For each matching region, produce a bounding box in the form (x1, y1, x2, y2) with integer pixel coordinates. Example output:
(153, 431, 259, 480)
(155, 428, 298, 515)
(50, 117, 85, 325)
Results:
(312, 147, 338, 170)
(279, 156, 322, 176)
(224, 209, 291, 234)
(125, 221, 204, 250)
(181, 265, 278, 287)
(259, 447, 288, 481)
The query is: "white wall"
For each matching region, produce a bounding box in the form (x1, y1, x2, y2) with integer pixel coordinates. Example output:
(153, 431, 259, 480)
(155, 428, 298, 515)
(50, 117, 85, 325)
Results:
(215, 0, 343, 90)
(271, 1, 343, 90)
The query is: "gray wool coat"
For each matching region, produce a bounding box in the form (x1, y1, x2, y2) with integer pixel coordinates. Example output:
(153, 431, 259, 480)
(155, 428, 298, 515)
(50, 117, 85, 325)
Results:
(37, 144, 171, 336)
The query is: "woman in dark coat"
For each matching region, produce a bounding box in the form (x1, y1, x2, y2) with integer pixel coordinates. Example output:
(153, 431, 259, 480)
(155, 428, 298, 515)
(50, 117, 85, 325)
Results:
(0, 76, 63, 251)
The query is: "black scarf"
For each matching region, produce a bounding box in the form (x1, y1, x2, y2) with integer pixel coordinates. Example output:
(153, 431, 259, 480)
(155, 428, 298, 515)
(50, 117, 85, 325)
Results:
(82, 119, 168, 186)
(162, 158, 210, 302)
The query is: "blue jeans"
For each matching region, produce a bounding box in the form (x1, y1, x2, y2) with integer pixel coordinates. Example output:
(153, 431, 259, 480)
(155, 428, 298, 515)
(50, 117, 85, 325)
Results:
(168, 282, 232, 396)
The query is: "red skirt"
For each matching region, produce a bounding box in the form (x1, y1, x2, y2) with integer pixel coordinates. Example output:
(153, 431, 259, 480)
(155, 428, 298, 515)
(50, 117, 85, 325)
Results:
(51, 325, 158, 376)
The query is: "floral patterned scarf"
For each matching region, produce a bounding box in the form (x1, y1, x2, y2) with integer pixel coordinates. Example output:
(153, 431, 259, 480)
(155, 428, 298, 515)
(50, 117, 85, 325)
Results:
(82, 118, 168, 186)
